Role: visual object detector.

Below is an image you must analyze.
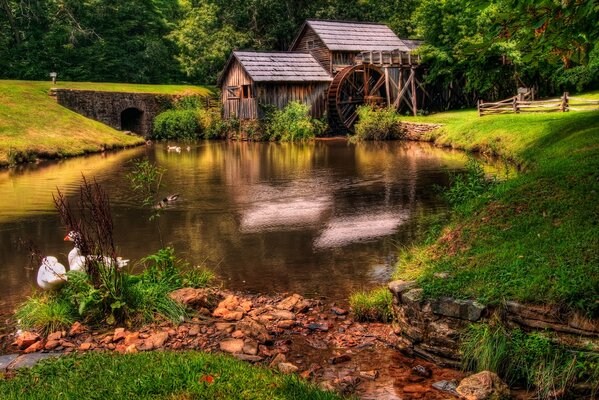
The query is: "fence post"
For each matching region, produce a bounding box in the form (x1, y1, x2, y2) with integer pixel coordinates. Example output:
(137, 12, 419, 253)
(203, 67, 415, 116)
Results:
(561, 92, 569, 112)
(512, 97, 519, 113)
(478, 99, 482, 117)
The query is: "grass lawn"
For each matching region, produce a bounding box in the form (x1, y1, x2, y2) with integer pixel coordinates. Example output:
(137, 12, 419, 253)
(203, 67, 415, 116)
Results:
(0, 80, 213, 166)
(0, 351, 340, 400)
(395, 106, 599, 317)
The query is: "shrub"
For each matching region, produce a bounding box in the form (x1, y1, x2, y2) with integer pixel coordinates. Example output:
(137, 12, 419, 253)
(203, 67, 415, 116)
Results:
(441, 156, 497, 208)
(266, 101, 322, 142)
(174, 95, 206, 111)
(197, 107, 231, 139)
(152, 109, 199, 140)
(351, 106, 404, 141)
(349, 287, 393, 322)
(15, 293, 77, 336)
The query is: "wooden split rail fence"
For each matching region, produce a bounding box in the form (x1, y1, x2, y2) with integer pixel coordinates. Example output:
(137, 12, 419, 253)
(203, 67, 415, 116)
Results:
(478, 92, 599, 116)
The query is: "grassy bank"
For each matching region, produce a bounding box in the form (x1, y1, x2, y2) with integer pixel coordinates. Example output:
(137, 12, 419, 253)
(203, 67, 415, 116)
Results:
(395, 106, 599, 317)
(0, 80, 212, 166)
(0, 351, 340, 400)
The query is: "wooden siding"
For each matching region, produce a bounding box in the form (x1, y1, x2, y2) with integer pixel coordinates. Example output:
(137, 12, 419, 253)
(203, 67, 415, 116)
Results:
(332, 52, 358, 73)
(221, 59, 258, 119)
(290, 26, 332, 74)
(256, 83, 329, 119)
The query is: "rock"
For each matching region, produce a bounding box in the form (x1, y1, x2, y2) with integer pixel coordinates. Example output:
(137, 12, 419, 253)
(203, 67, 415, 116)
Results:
(212, 308, 229, 318)
(359, 370, 379, 381)
(24, 341, 44, 354)
(219, 339, 245, 354)
(8, 353, 61, 370)
(432, 298, 486, 322)
(148, 332, 169, 348)
(188, 325, 200, 337)
(237, 318, 271, 343)
(234, 354, 263, 362)
(79, 342, 93, 351)
(388, 280, 417, 296)
(269, 310, 296, 321)
(231, 330, 245, 339)
(277, 320, 295, 329)
(403, 384, 429, 394)
(44, 340, 60, 350)
(215, 322, 234, 332)
(47, 331, 63, 341)
(125, 344, 138, 354)
(412, 364, 432, 378)
(0, 354, 18, 370)
(432, 380, 459, 396)
(15, 332, 40, 350)
(223, 311, 244, 321)
(269, 353, 287, 367)
(277, 294, 303, 311)
(69, 321, 88, 336)
(60, 340, 76, 348)
(319, 381, 336, 391)
(330, 354, 352, 364)
(278, 362, 299, 374)
(243, 340, 259, 356)
(456, 371, 510, 400)
(306, 323, 329, 332)
(169, 288, 210, 307)
(331, 307, 348, 316)
(402, 288, 424, 304)
(240, 300, 252, 312)
(218, 295, 240, 310)
(124, 332, 140, 346)
(113, 328, 128, 342)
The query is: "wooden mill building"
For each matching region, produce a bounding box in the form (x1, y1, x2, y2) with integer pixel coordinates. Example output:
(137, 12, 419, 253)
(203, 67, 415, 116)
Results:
(218, 19, 424, 131)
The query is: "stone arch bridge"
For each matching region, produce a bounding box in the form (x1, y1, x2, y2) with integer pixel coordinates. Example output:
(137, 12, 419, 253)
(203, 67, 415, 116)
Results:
(51, 88, 180, 137)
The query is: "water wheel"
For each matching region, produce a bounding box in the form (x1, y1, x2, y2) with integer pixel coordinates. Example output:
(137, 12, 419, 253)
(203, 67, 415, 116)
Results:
(328, 64, 387, 131)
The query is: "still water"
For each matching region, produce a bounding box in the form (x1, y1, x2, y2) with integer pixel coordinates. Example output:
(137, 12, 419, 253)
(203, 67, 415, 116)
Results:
(0, 140, 485, 312)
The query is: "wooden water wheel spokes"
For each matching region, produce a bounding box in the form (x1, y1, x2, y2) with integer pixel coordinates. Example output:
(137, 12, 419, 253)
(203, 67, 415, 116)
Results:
(328, 64, 386, 131)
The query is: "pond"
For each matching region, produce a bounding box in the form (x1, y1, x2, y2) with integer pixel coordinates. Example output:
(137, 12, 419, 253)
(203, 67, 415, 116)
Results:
(0, 140, 492, 314)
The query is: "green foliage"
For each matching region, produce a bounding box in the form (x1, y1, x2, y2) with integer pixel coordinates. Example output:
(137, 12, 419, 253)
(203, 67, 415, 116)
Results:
(351, 106, 404, 141)
(349, 287, 393, 322)
(14, 293, 77, 336)
(265, 101, 324, 142)
(152, 109, 199, 140)
(197, 107, 231, 139)
(441, 156, 497, 209)
(461, 322, 599, 396)
(7, 148, 36, 165)
(127, 159, 165, 219)
(0, 351, 342, 400)
(140, 247, 215, 290)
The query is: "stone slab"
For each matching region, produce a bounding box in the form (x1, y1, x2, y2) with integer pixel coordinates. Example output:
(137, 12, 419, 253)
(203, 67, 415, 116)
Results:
(0, 354, 18, 370)
(9, 353, 61, 370)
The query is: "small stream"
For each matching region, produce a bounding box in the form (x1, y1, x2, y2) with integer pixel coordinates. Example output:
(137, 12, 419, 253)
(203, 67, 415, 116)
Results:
(0, 140, 495, 315)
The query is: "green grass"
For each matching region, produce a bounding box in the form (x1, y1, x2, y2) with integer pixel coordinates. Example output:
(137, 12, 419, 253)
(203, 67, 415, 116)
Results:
(14, 293, 77, 336)
(0, 80, 213, 166)
(394, 105, 599, 317)
(0, 351, 341, 400)
(349, 287, 393, 322)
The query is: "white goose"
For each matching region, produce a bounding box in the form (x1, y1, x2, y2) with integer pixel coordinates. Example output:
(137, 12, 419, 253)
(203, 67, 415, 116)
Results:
(36, 256, 67, 290)
(64, 231, 129, 271)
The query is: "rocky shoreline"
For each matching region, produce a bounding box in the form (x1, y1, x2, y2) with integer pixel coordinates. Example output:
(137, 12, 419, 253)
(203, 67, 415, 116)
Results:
(1, 288, 474, 399)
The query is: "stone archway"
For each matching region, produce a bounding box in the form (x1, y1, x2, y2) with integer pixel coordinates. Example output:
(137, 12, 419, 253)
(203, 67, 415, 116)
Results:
(120, 107, 144, 134)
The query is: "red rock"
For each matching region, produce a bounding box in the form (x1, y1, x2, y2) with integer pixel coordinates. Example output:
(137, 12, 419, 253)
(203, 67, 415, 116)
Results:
(223, 311, 244, 321)
(269, 353, 286, 367)
(148, 332, 169, 348)
(219, 339, 244, 354)
(60, 340, 76, 348)
(243, 340, 259, 356)
(278, 362, 299, 374)
(277, 320, 295, 329)
(45, 340, 60, 350)
(331, 307, 348, 316)
(169, 288, 210, 307)
(69, 322, 88, 336)
(24, 340, 44, 353)
(403, 385, 429, 393)
(277, 294, 303, 311)
(124, 332, 140, 346)
(241, 301, 252, 312)
(330, 354, 352, 364)
(15, 331, 40, 349)
(79, 342, 93, 351)
(47, 331, 63, 341)
(188, 325, 200, 337)
(125, 344, 138, 354)
(231, 330, 245, 339)
(113, 329, 129, 342)
(101, 335, 113, 344)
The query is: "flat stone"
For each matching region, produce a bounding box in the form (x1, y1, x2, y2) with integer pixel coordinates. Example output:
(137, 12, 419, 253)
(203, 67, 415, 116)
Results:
(306, 323, 329, 332)
(243, 340, 259, 356)
(412, 364, 432, 378)
(69, 321, 88, 336)
(388, 280, 417, 296)
(359, 370, 379, 381)
(124, 332, 140, 346)
(188, 325, 200, 336)
(9, 353, 61, 370)
(278, 362, 299, 374)
(24, 341, 44, 353)
(277, 320, 295, 329)
(269, 310, 296, 321)
(15, 331, 40, 350)
(0, 354, 18, 370)
(148, 332, 169, 348)
(47, 331, 63, 341)
(331, 307, 348, 316)
(330, 354, 352, 364)
(456, 371, 510, 400)
(269, 353, 287, 367)
(432, 297, 485, 321)
(79, 342, 93, 351)
(402, 288, 423, 304)
(219, 339, 245, 354)
(432, 380, 458, 396)
(223, 311, 244, 321)
(234, 354, 263, 363)
(169, 288, 210, 307)
(277, 294, 303, 311)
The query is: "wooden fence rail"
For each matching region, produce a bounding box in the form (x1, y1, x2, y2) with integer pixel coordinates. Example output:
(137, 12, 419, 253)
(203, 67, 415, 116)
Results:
(478, 92, 599, 116)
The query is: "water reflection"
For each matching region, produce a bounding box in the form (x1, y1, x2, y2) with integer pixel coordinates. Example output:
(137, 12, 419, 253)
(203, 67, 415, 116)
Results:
(0, 140, 488, 312)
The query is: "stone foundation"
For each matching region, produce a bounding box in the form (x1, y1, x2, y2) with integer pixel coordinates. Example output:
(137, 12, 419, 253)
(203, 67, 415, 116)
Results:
(400, 122, 443, 141)
(389, 280, 599, 368)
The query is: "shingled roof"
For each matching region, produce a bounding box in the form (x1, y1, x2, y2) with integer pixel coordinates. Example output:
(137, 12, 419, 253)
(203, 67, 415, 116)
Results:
(292, 20, 413, 52)
(219, 51, 333, 85)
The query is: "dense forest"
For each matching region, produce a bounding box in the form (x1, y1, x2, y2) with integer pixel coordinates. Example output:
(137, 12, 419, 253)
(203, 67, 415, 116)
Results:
(1, 0, 597, 98)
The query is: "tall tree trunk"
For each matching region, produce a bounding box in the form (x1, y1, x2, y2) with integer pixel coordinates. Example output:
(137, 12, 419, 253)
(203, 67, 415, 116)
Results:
(0, 0, 21, 45)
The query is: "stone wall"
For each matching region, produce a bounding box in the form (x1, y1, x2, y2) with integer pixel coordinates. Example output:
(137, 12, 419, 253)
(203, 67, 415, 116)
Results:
(400, 122, 443, 141)
(51, 89, 175, 137)
(389, 280, 599, 368)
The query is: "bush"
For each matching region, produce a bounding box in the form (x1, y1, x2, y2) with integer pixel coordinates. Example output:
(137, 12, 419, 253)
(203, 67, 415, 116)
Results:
(266, 101, 323, 142)
(152, 109, 199, 140)
(462, 321, 599, 397)
(441, 156, 497, 208)
(15, 293, 77, 336)
(351, 106, 404, 141)
(349, 287, 393, 322)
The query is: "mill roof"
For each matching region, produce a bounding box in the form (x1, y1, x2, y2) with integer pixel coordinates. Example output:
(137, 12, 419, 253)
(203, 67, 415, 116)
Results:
(218, 51, 333, 85)
(291, 19, 414, 52)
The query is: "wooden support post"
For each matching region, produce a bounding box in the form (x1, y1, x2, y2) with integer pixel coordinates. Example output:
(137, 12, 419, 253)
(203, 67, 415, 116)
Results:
(512, 97, 518, 113)
(384, 67, 391, 107)
(410, 67, 417, 116)
(561, 92, 569, 112)
(478, 99, 482, 117)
